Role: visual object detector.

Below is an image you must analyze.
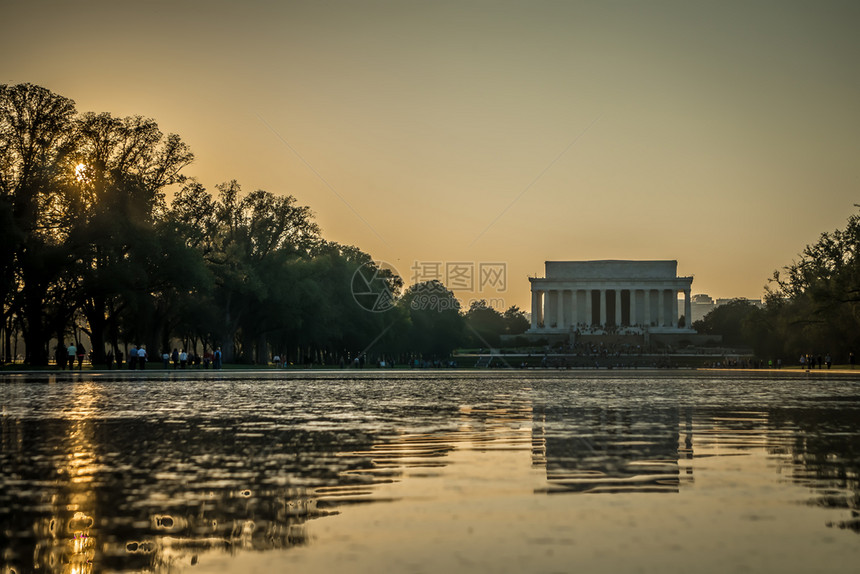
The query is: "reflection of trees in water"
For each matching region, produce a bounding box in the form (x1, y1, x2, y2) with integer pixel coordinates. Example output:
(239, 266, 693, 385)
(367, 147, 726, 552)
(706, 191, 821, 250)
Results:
(0, 417, 379, 573)
(766, 407, 860, 533)
(531, 406, 685, 494)
(0, 384, 538, 573)
(689, 406, 860, 534)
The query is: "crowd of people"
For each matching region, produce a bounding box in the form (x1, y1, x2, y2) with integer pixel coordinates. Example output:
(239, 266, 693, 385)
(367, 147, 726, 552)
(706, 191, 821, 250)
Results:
(799, 353, 834, 370)
(571, 324, 645, 336)
(158, 348, 222, 370)
(269, 354, 460, 369)
(55, 342, 88, 370)
(704, 358, 779, 369)
(703, 352, 857, 369)
(54, 343, 224, 370)
(549, 340, 647, 357)
(536, 355, 677, 369)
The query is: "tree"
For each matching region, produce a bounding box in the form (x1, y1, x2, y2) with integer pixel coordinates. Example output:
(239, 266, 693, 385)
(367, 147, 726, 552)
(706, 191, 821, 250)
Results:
(464, 300, 505, 347)
(172, 180, 322, 362)
(766, 209, 860, 360)
(70, 112, 196, 362)
(502, 305, 530, 336)
(692, 299, 761, 348)
(0, 83, 78, 364)
(398, 281, 465, 359)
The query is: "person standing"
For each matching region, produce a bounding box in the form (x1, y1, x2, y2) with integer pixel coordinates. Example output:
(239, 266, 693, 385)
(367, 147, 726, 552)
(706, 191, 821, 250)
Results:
(76, 344, 86, 370)
(129, 346, 138, 370)
(214, 347, 222, 370)
(67, 343, 77, 369)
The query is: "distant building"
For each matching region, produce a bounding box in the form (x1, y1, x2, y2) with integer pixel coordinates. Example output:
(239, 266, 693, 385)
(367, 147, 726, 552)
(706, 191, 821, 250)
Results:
(528, 260, 694, 334)
(689, 294, 715, 324)
(716, 297, 763, 309)
(683, 295, 764, 325)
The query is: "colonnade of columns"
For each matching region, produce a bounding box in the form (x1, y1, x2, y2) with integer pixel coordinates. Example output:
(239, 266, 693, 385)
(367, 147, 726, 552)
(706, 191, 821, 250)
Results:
(530, 286, 693, 331)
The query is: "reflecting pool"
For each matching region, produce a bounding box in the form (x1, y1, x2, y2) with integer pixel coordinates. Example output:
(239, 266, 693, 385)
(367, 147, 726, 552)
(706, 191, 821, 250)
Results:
(1, 370, 859, 573)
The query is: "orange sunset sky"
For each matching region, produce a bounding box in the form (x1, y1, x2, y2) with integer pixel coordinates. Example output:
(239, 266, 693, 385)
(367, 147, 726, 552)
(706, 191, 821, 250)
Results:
(2, 0, 858, 311)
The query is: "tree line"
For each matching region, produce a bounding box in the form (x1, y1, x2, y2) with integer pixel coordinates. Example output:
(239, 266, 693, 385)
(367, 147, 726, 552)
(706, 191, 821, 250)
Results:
(0, 84, 529, 366)
(694, 209, 860, 364)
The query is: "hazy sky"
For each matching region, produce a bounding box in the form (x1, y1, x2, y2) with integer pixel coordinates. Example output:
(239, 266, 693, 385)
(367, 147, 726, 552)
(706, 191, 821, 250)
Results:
(3, 0, 858, 310)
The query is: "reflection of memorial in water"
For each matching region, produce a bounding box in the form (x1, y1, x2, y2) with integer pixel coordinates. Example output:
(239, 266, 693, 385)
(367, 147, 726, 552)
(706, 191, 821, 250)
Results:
(532, 404, 691, 494)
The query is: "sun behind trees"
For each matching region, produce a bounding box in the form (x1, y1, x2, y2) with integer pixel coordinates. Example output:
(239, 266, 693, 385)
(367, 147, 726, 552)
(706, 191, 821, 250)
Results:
(0, 83, 529, 366)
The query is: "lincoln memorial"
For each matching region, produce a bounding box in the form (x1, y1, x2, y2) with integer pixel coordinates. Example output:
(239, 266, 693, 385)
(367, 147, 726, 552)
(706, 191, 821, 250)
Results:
(528, 260, 694, 335)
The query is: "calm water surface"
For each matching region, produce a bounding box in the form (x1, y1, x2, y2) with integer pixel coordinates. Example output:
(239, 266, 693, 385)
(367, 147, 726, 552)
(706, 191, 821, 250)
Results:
(1, 370, 858, 573)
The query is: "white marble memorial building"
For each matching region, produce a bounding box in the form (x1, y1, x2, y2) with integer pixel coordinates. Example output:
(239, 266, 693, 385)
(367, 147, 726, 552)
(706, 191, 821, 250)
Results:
(528, 260, 694, 334)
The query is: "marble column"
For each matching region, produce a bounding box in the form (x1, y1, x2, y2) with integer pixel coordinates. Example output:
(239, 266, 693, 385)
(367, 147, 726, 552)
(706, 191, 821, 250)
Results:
(557, 290, 565, 330)
(630, 289, 637, 327)
(615, 289, 622, 327)
(644, 289, 651, 327)
(531, 289, 540, 330)
(563, 290, 573, 328)
(585, 290, 593, 327)
(544, 290, 552, 328)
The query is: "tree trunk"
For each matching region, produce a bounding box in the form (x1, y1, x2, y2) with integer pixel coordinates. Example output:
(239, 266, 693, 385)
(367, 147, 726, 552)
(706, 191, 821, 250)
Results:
(255, 333, 268, 365)
(3, 315, 11, 362)
(21, 284, 50, 366)
(220, 292, 238, 362)
(83, 296, 108, 364)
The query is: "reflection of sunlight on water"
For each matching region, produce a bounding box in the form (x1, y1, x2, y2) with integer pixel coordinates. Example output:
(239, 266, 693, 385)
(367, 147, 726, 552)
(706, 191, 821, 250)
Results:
(33, 381, 103, 573)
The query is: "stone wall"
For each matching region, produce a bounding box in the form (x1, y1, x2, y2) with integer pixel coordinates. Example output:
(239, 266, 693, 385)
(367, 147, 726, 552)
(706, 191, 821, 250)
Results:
(545, 260, 678, 280)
